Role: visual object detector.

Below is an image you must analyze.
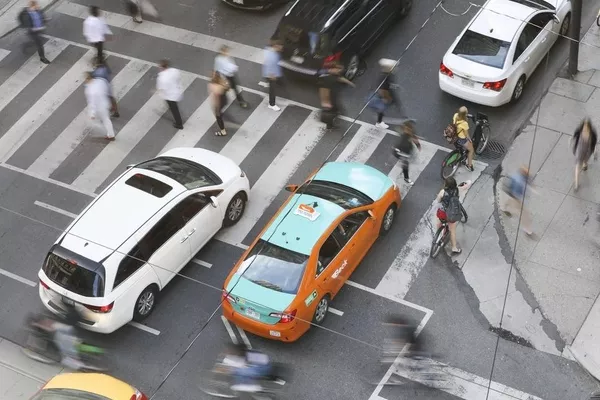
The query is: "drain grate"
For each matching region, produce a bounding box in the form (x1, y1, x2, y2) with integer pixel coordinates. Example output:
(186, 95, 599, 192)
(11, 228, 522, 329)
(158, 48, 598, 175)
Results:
(479, 140, 506, 160)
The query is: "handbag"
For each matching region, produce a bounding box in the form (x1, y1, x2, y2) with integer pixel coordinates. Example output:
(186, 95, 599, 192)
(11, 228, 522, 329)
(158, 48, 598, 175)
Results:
(367, 94, 386, 113)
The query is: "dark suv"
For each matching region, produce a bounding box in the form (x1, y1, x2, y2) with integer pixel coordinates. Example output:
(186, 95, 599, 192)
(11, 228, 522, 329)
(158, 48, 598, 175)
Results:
(274, 0, 412, 80)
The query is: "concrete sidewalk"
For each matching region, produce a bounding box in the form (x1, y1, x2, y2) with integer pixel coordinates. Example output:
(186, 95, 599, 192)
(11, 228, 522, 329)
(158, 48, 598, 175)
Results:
(0, 338, 64, 399)
(0, 0, 56, 38)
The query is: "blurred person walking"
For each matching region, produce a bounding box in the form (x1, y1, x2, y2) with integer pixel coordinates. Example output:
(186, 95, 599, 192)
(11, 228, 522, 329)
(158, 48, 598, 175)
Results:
(263, 39, 283, 111)
(18, 1, 50, 64)
(84, 72, 115, 141)
(501, 166, 535, 236)
(157, 59, 184, 130)
(318, 62, 354, 129)
(572, 118, 598, 191)
(393, 119, 421, 186)
(124, 0, 159, 24)
(214, 45, 248, 108)
(92, 58, 119, 117)
(83, 6, 112, 62)
(368, 58, 398, 129)
(208, 73, 230, 137)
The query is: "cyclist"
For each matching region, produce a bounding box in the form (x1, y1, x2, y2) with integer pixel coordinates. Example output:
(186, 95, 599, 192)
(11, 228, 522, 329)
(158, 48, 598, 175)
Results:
(227, 344, 274, 393)
(453, 106, 474, 172)
(435, 177, 462, 255)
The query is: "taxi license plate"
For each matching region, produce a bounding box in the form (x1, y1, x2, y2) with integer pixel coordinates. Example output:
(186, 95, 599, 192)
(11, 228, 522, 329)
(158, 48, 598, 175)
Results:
(62, 296, 74, 306)
(269, 330, 281, 337)
(291, 56, 304, 64)
(233, 0, 243, 4)
(461, 78, 475, 88)
(245, 308, 260, 320)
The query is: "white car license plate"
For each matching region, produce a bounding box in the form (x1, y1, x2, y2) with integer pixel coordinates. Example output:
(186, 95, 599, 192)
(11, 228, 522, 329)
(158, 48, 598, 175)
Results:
(245, 308, 260, 320)
(291, 56, 304, 64)
(233, 0, 243, 4)
(269, 330, 281, 337)
(461, 78, 475, 88)
(62, 296, 74, 306)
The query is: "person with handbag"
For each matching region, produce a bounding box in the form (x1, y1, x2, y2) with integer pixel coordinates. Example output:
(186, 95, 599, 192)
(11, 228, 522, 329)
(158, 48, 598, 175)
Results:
(571, 118, 598, 191)
(368, 58, 397, 130)
(393, 119, 421, 185)
(318, 62, 354, 129)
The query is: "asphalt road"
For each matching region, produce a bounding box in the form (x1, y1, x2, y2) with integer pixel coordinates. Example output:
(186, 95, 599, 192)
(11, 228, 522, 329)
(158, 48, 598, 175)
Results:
(0, 0, 598, 399)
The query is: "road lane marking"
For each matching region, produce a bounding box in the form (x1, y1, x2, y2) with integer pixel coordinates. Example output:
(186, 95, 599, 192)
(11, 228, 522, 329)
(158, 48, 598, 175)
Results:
(258, 81, 269, 87)
(221, 316, 239, 344)
(236, 326, 252, 349)
(128, 321, 161, 336)
(191, 258, 212, 268)
(0, 49, 10, 63)
(328, 307, 344, 316)
(34, 201, 78, 219)
(346, 280, 432, 315)
(0, 268, 37, 287)
(335, 125, 384, 163)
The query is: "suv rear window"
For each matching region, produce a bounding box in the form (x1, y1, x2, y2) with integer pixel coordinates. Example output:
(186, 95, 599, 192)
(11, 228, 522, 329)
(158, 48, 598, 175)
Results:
(278, 24, 333, 57)
(43, 253, 104, 297)
(136, 157, 221, 189)
(125, 173, 172, 198)
(453, 30, 511, 69)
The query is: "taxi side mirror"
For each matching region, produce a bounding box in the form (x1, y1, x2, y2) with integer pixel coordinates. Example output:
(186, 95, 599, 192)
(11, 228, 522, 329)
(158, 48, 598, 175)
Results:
(285, 184, 299, 192)
(368, 210, 376, 220)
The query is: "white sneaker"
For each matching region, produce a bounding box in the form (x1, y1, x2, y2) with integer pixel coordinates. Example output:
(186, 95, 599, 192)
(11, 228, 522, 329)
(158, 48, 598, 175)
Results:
(404, 178, 414, 186)
(375, 122, 389, 129)
(268, 105, 281, 111)
(231, 383, 262, 393)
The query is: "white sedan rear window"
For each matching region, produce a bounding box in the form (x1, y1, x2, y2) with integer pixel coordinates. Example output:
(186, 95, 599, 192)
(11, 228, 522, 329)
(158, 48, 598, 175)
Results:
(453, 30, 511, 69)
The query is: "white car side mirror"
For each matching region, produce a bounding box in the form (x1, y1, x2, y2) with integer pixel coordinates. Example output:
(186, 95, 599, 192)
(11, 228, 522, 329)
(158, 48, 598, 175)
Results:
(210, 196, 219, 208)
(552, 15, 560, 24)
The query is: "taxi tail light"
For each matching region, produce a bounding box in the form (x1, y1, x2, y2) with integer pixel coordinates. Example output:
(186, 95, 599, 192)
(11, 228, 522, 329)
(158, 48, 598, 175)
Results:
(270, 309, 297, 323)
(439, 62, 453, 78)
(222, 291, 236, 304)
(483, 78, 507, 91)
(84, 302, 114, 313)
(40, 279, 50, 290)
(131, 390, 148, 400)
(323, 52, 342, 66)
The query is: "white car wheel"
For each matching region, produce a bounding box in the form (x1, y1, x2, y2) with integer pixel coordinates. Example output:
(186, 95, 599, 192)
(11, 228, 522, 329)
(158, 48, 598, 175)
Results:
(223, 192, 246, 227)
(511, 76, 525, 103)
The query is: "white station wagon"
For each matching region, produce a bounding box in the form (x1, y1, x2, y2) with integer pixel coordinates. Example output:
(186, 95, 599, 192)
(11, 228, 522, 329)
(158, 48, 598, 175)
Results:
(38, 148, 250, 333)
(439, 0, 571, 106)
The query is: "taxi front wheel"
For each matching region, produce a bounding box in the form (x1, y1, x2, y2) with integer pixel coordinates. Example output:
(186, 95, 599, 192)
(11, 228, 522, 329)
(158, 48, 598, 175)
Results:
(379, 204, 397, 236)
(312, 295, 330, 325)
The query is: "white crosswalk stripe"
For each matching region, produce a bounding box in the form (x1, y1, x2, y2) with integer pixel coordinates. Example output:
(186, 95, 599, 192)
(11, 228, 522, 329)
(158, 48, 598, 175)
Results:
(336, 125, 385, 163)
(0, 49, 10, 62)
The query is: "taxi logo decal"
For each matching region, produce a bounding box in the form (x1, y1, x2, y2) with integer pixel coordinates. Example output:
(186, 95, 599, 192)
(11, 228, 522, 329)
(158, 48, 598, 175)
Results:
(305, 290, 318, 306)
(295, 203, 320, 221)
(331, 260, 348, 279)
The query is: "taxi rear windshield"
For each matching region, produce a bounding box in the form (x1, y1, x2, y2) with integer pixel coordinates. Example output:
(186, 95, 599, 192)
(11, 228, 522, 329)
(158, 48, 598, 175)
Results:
(299, 180, 373, 209)
(240, 240, 308, 294)
(43, 253, 104, 297)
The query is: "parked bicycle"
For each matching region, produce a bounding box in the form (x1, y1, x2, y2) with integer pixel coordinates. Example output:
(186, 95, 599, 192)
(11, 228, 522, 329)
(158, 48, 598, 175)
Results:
(430, 182, 468, 259)
(441, 112, 490, 179)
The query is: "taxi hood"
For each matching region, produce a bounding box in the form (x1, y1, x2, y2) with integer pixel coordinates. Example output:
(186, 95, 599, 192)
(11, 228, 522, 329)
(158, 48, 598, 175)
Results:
(226, 274, 296, 313)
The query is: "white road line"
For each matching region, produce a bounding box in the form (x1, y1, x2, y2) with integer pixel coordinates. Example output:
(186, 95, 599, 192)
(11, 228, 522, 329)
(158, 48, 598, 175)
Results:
(258, 81, 269, 88)
(0, 48, 94, 163)
(0, 40, 67, 114)
(217, 111, 324, 245)
(72, 73, 196, 193)
(56, 1, 264, 64)
(345, 280, 432, 315)
(219, 97, 285, 165)
(221, 315, 239, 344)
(28, 61, 151, 177)
(335, 125, 384, 163)
(158, 91, 236, 153)
(0, 49, 10, 62)
(389, 141, 439, 200)
(236, 326, 252, 349)
(328, 307, 344, 316)
(34, 201, 78, 219)
(0, 268, 37, 287)
(191, 258, 212, 268)
(127, 321, 161, 336)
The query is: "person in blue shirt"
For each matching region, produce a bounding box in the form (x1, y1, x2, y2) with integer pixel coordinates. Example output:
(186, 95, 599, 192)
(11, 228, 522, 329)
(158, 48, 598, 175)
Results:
(91, 58, 120, 117)
(19, 1, 50, 64)
(501, 166, 535, 236)
(262, 39, 283, 112)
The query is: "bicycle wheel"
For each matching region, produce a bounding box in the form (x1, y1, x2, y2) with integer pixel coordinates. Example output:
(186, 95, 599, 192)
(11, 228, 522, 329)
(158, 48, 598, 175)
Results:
(430, 226, 447, 258)
(460, 204, 468, 223)
(474, 125, 490, 155)
(441, 150, 461, 179)
(198, 369, 237, 398)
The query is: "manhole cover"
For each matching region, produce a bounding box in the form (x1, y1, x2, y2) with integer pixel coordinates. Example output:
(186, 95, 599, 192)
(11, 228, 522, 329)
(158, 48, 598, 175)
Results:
(479, 140, 506, 160)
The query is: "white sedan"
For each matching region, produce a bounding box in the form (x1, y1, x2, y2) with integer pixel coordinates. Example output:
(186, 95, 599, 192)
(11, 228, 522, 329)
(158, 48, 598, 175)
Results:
(439, 0, 571, 107)
(39, 148, 250, 333)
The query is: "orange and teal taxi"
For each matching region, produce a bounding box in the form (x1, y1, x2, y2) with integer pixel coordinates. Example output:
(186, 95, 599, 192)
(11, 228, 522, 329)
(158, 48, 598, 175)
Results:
(31, 373, 147, 399)
(222, 162, 401, 342)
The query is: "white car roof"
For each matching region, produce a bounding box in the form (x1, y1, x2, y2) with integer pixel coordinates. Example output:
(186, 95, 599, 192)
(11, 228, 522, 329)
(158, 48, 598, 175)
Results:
(469, 0, 536, 43)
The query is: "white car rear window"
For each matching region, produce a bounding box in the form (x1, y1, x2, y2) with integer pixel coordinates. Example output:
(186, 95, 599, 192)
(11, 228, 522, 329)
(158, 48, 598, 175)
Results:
(453, 30, 511, 69)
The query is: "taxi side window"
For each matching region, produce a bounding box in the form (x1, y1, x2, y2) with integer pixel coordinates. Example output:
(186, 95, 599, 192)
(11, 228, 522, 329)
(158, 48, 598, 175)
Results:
(337, 211, 369, 241)
(317, 232, 344, 276)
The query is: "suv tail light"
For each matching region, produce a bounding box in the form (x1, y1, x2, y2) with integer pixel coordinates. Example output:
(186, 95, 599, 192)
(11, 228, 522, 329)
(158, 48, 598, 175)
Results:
(439, 62, 453, 77)
(483, 79, 507, 91)
(222, 291, 236, 304)
(84, 302, 114, 313)
(40, 279, 50, 290)
(269, 310, 297, 323)
(323, 52, 342, 66)
(131, 390, 148, 400)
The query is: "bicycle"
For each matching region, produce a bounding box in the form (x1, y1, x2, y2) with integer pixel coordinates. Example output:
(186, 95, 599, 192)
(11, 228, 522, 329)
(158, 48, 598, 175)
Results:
(430, 194, 468, 259)
(470, 112, 490, 155)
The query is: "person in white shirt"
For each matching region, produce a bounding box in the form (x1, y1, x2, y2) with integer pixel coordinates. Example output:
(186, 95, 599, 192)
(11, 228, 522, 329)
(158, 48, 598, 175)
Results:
(214, 45, 247, 108)
(83, 6, 112, 62)
(157, 59, 184, 129)
(84, 72, 115, 140)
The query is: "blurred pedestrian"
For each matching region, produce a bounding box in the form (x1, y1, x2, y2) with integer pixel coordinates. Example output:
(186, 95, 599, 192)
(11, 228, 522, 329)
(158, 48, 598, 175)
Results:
(393, 119, 421, 186)
(124, 0, 159, 23)
(501, 166, 534, 236)
(18, 1, 50, 64)
(318, 62, 354, 129)
(157, 59, 184, 130)
(83, 6, 112, 62)
(263, 39, 283, 111)
(84, 72, 115, 141)
(91, 58, 119, 118)
(208, 73, 230, 137)
(453, 106, 474, 172)
(214, 45, 248, 108)
(369, 58, 397, 129)
(572, 118, 597, 191)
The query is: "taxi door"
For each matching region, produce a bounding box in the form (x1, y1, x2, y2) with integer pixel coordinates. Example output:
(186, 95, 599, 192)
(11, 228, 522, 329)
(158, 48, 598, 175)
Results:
(336, 209, 378, 279)
(313, 225, 352, 298)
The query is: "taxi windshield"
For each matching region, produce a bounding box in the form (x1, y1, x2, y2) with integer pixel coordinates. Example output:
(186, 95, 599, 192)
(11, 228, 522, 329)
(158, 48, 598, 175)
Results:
(299, 180, 373, 209)
(239, 240, 308, 294)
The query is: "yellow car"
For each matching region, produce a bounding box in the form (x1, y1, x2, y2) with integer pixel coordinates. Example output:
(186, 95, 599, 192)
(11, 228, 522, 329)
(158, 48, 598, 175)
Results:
(32, 373, 147, 399)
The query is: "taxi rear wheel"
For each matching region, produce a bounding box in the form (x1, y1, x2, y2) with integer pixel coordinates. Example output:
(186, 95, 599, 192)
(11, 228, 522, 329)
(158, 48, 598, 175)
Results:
(379, 204, 397, 236)
(312, 295, 330, 325)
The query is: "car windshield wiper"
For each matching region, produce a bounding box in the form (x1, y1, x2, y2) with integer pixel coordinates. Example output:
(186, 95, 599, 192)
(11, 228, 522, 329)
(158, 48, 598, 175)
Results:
(250, 279, 283, 292)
